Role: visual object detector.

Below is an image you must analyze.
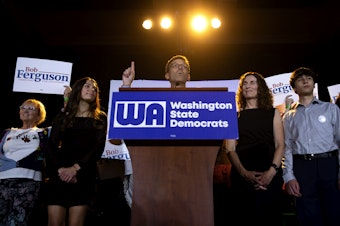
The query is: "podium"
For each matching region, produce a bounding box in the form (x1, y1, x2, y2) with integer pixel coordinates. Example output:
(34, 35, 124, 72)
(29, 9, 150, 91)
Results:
(126, 140, 220, 226)
(109, 88, 237, 226)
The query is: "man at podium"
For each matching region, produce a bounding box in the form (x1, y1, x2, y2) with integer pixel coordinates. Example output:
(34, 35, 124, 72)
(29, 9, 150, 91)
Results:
(121, 55, 191, 88)
(120, 54, 192, 205)
(119, 55, 225, 226)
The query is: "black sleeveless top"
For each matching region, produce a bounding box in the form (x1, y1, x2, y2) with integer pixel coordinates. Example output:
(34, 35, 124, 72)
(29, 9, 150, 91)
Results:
(235, 108, 276, 172)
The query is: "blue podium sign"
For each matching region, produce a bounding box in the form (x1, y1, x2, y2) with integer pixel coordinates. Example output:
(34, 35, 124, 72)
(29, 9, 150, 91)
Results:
(108, 89, 239, 140)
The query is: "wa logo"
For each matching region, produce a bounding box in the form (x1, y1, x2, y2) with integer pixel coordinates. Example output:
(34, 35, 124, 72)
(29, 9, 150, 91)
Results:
(113, 101, 166, 128)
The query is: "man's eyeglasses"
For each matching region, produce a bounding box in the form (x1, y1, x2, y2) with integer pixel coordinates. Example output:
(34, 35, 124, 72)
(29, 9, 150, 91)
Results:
(19, 106, 37, 111)
(170, 63, 189, 70)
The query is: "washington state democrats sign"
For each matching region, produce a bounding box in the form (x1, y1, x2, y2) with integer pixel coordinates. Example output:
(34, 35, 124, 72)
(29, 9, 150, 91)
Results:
(108, 88, 239, 140)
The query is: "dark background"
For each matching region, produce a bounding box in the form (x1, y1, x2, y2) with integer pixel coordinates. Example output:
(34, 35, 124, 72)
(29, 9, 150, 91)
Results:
(1, 0, 340, 130)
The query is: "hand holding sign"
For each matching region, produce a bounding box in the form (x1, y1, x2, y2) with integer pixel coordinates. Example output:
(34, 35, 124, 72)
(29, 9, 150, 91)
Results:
(285, 94, 294, 110)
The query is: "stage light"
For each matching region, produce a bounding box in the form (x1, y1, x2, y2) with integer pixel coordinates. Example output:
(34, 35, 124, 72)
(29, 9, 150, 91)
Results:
(191, 15, 208, 33)
(160, 17, 172, 30)
(142, 12, 221, 32)
(142, 19, 153, 30)
(211, 18, 221, 29)
(141, 10, 222, 53)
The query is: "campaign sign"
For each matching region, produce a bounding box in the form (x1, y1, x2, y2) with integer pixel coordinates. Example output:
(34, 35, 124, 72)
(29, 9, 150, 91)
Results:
(13, 57, 72, 94)
(108, 89, 239, 140)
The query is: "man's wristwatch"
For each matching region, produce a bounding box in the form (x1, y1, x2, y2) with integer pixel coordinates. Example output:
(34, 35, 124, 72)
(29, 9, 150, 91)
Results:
(270, 163, 279, 172)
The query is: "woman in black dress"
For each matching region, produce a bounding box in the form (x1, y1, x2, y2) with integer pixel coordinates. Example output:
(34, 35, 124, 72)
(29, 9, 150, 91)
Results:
(223, 72, 285, 226)
(45, 77, 107, 226)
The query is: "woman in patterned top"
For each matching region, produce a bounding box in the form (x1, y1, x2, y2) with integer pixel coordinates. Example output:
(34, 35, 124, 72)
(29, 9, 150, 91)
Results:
(0, 98, 49, 226)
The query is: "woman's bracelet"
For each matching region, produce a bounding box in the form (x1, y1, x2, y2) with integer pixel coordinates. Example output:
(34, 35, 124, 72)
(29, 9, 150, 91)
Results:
(72, 165, 80, 172)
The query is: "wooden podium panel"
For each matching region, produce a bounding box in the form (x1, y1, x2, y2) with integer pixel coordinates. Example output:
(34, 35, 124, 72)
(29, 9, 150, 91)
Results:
(126, 140, 220, 226)
(112, 87, 235, 225)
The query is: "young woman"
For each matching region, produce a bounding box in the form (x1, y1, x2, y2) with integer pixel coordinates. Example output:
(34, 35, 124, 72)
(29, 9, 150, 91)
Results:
(45, 77, 107, 226)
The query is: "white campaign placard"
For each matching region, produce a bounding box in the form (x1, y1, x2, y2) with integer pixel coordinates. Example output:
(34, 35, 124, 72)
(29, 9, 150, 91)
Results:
(327, 84, 340, 103)
(13, 57, 72, 94)
(265, 72, 318, 113)
(101, 139, 131, 160)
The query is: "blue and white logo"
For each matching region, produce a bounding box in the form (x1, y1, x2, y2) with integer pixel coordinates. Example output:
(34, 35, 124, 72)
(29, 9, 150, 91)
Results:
(114, 101, 166, 128)
(109, 90, 239, 140)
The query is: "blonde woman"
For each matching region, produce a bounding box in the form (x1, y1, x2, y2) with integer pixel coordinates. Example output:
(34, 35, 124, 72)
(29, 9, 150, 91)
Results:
(0, 99, 49, 225)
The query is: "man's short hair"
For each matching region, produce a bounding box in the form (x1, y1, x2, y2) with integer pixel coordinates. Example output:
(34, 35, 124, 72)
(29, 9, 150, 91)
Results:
(290, 67, 318, 88)
(165, 55, 190, 73)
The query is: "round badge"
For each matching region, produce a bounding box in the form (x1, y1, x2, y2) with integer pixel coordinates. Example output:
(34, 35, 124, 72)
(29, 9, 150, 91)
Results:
(318, 115, 326, 123)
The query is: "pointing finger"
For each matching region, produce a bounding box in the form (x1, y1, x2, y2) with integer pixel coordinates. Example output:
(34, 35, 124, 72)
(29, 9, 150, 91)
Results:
(131, 61, 135, 72)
